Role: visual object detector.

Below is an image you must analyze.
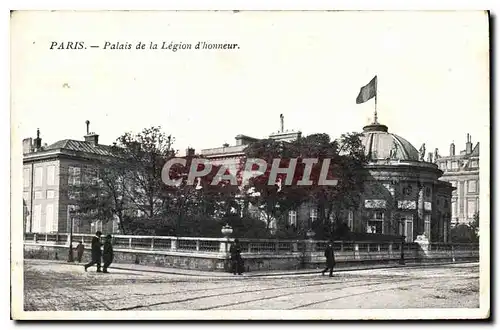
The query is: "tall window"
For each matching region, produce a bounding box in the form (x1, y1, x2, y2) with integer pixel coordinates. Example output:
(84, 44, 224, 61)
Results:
(45, 204, 55, 232)
(34, 167, 43, 187)
(366, 211, 384, 234)
(288, 210, 297, 226)
(47, 165, 55, 185)
(467, 200, 476, 218)
(347, 210, 354, 230)
(33, 204, 42, 232)
(468, 180, 477, 193)
(68, 166, 81, 185)
(310, 208, 318, 222)
(399, 214, 413, 242)
(23, 168, 30, 187)
(424, 214, 431, 239)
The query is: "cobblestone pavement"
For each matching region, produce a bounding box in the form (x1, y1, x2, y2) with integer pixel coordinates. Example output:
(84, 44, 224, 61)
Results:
(23, 260, 479, 311)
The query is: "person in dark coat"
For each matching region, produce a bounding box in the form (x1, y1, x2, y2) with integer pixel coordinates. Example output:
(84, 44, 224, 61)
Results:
(102, 234, 114, 273)
(76, 242, 85, 263)
(322, 241, 336, 277)
(84, 231, 102, 272)
(229, 238, 243, 275)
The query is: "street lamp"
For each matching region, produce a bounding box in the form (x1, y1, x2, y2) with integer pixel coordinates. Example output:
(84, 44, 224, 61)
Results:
(221, 223, 233, 238)
(67, 209, 75, 262)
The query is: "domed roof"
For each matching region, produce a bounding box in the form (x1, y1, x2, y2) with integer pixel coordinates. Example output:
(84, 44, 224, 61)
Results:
(361, 122, 420, 161)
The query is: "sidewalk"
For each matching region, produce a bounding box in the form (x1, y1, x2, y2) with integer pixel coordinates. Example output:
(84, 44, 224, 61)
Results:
(107, 260, 474, 278)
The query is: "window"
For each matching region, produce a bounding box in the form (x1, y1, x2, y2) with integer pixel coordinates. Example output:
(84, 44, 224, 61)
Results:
(68, 166, 81, 185)
(310, 208, 318, 222)
(47, 165, 55, 185)
(424, 214, 431, 239)
(399, 214, 413, 242)
(366, 211, 384, 234)
(403, 185, 413, 196)
(467, 200, 476, 218)
(46, 190, 55, 199)
(34, 191, 43, 199)
(34, 167, 43, 187)
(91, 220, 103, 233)
(45, 204, 55, 232)
(451, 201, 457, 218)
(425, 187, 431, 197)
(288, 210, 297, 226)
(23, 168, 30, 187)
(468, 180, 477, 193)
(451, 161, 458, 170)
(347, 210, 354, 230)
(33, 204, 42, 232)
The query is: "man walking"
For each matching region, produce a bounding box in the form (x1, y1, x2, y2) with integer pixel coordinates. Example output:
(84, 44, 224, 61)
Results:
(102, 234, 114, 273)
(84, 231, 102, 272)
(229, 238, 243, 275)
(322, 241, 336, 277)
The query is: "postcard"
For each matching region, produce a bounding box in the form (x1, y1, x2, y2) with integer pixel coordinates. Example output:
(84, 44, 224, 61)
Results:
(10, 10, 490, 320)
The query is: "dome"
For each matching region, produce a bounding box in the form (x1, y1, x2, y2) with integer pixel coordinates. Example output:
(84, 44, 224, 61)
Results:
(361, 123, 420, 161)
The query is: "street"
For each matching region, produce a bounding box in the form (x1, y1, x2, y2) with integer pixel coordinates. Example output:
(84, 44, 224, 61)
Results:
(23, 259, 479, 311)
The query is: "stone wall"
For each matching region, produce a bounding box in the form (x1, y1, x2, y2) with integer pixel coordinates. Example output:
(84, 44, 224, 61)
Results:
(23, 240, 479, 273)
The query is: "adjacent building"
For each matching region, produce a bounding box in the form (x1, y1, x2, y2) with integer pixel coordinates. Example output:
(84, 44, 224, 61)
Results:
(435, 134, 480, 226)
(22, 121, 119, 234)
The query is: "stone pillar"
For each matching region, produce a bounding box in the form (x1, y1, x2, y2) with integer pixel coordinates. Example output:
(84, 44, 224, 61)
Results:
(417, 186, 424, 237)
(414, 234, 430, 260)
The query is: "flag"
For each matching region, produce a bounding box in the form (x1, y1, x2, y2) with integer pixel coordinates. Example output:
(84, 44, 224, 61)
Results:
(356, 76, 377, 104)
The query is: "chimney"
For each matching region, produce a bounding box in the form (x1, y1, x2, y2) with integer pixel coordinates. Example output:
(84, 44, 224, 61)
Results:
(22, 138, 33, 154)
(465, 134, 472, 154)
(33, 128, 42, 151)
(450, 141, 455, 156)
(84, 120, 99, 145)
(186, 147, 195, 156)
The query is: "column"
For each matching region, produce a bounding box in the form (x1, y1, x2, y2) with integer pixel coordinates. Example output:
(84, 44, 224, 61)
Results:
(417, 186, 424, 237)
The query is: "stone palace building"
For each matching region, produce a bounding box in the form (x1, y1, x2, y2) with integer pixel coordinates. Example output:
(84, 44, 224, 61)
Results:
(200, 117, 454, 243)
(435, 134, 480, 226)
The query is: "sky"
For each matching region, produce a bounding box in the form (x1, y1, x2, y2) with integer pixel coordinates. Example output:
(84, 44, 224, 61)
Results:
(11, 11, 489, 157)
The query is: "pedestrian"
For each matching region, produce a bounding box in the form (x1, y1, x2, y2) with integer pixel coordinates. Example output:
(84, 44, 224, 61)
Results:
(229, 238, 243, 275)
(84, 231, 102, 272)
(102, 234, 114, 274)
(76, 241, 85, 263)
(322, 241, 336, 277)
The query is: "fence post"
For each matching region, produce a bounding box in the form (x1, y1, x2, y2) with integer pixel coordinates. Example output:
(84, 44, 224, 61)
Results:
(34, 233, 37, 243)
(196, 240, 200, 252)
(128, 237, 132, 249)
(171, 238, 177, 251)
(151, 238, 155, 250)
(354, 243, 360, 260)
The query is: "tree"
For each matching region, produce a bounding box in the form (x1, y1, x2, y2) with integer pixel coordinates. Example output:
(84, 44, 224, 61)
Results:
(451, 212, 479, 243)
(70, 126, 175, 234)
(240, 132, 367, 238)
